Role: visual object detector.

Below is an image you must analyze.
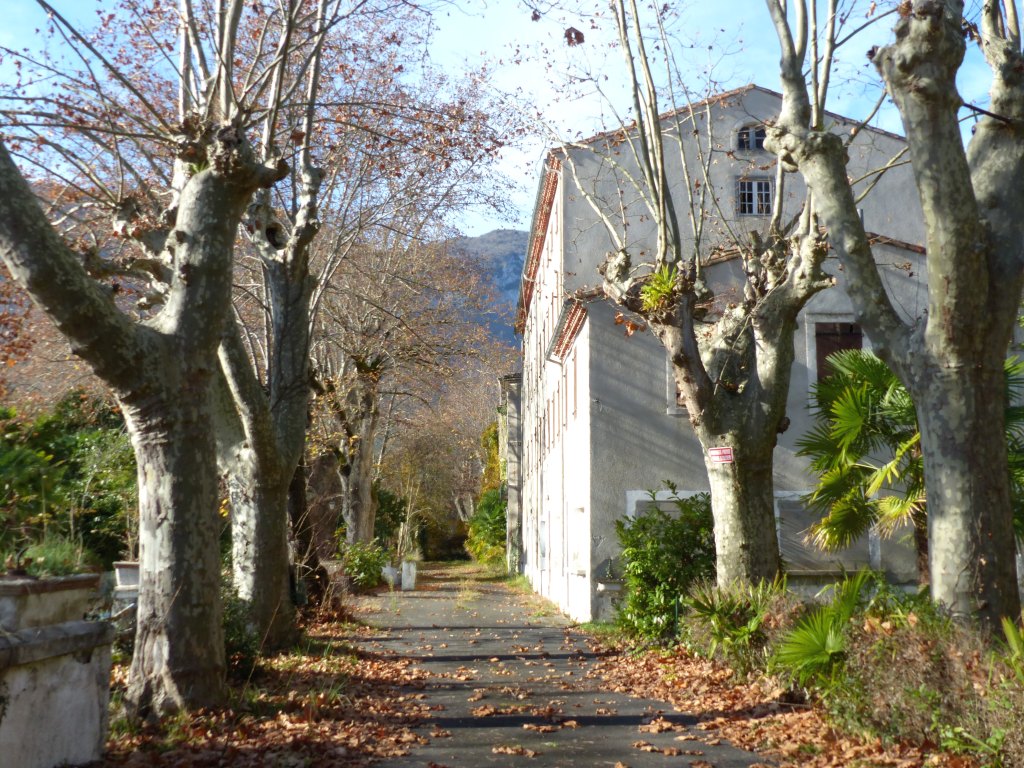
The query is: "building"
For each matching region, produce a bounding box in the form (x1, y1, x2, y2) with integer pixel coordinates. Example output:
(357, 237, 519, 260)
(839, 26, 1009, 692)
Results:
(511, 85, 928, 621)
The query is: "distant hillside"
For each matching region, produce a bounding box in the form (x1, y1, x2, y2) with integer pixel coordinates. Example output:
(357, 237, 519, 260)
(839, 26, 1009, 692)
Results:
(451, 229, 528, 344)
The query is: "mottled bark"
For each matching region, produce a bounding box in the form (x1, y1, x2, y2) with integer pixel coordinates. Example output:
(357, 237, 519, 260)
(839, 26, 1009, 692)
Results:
(216, 146, 318, 647)
(216, 321, 298, 650)
(226, 459, 295, 647)
(767, 0, 1023, 627)
(333, 376, 380, 545)
(288, 458, 330, 604)
(703, 439, 780, 585)
(0, 127, 286, 715)
(123, 391, 226, 714)
(915, 361, 1018, 619)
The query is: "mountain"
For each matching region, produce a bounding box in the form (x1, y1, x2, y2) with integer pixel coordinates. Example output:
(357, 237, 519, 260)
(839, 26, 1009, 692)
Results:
(451, 229, 528, 345)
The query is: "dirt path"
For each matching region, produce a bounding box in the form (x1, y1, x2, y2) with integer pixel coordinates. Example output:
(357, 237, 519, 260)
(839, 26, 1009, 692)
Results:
(351, 563, 771, 768)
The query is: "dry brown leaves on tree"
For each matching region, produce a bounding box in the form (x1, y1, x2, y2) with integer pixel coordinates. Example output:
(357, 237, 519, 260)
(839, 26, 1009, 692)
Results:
(587, 641, 978, 768)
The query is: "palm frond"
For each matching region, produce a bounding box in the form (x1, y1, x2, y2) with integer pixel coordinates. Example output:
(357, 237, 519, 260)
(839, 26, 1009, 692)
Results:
(807, 495, 878, 551)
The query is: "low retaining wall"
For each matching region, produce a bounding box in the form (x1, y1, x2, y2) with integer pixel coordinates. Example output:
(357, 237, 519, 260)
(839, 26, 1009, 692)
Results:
(0, 574, 113, 768)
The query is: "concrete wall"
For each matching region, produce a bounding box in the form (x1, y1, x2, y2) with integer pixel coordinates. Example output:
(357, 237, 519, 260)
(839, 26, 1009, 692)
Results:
(0, 575, 112, 768)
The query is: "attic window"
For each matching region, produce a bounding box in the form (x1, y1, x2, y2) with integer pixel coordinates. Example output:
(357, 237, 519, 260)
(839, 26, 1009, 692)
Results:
(737, 124, 766, 151)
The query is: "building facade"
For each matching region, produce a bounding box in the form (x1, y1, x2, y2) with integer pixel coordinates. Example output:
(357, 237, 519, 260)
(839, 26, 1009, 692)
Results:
(512, 86, 928, 621)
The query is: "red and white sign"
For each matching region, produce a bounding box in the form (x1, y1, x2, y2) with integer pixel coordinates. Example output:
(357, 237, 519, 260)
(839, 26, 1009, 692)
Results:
(708, 446, 734, 464)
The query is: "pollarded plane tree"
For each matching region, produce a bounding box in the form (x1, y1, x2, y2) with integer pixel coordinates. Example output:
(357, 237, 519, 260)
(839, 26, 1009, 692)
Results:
(213, 0, 456, 650)
(766, 0, 1023, 628)
(242, 30, 513, 572)
(0, 0, 349, 716)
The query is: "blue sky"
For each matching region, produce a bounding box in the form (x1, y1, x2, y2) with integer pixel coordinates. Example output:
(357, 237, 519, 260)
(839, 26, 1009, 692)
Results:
(0, 1, 996, 236)
(429, 0, 900, 235)
(429, 0, 788, 234)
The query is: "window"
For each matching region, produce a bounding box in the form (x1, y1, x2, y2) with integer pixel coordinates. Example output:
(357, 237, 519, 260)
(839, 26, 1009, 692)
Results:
(814, 322, 863, 381)
(737, 124, 766, 150)
(738, 178, 773, 216)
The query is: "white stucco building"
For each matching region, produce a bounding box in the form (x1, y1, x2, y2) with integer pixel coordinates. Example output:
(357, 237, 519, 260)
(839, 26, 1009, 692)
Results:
(512, 85, 929, 622)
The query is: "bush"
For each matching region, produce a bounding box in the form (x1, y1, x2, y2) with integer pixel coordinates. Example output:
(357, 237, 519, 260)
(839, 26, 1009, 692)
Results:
(683, 577, 793, 673)
(0, 392, 137, 568)
(373, 485, 408, 551)
(773, 569, 873, 688)
(19, 534, 98, 576)
(464, 488, 506, 567)
(615, 488, 715, 639)
(768, 572, 1024, 766)
(339, 540, 388, 591)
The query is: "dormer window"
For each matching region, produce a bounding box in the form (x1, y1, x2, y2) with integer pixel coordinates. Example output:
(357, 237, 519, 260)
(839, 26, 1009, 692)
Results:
(737, 124, 766, 151)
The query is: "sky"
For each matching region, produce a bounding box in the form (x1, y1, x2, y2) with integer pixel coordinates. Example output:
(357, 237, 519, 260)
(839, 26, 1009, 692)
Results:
(0, 0, 998, 236)
(428, 0, 792, 235)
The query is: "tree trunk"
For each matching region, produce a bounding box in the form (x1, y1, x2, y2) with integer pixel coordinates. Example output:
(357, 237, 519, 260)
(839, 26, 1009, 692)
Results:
(702, 439, 781, 586)
(339, 382, 380, 544)
(217, 245, 313, 648)
(914, 360, 1021, 623)
(288, 458, 329, 605)
(122, 393, 226, 718)
(226, 452, 297, 649)
(911, 509, 929, 587)
(341, 455, 377, 544)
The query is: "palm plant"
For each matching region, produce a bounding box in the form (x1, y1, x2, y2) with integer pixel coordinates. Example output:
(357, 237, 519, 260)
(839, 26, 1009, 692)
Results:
(798, 349, 1024, 583)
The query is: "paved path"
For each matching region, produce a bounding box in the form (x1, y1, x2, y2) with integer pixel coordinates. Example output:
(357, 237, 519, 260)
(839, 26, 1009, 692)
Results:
(352, 563, 771, 768)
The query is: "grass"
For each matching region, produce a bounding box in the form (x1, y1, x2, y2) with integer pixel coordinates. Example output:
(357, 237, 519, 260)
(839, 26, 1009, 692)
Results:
(503, 573, 533, 593)
(456, 579, 482, 608)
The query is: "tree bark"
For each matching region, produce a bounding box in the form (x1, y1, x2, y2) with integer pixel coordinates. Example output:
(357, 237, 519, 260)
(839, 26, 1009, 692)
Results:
(701, 436, 780, 585)
(288, 458, 330, 605)
(766, 0, 1023, 628)
(215, 323, 299, 650)
(913, 359, 1019, 621)
(0, 125, 287, 715)
(123, 392, 226, 715)
(337, 377, 380, 544)
(217, 173, 317, 645)
(225, 452, 297, 648)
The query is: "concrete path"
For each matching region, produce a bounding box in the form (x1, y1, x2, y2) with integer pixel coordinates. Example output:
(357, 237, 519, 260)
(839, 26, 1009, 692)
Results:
(352, 563, 772, 768)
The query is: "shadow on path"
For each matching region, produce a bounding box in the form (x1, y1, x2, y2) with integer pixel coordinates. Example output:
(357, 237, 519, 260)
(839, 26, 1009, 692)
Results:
(349, 563, 772, 768)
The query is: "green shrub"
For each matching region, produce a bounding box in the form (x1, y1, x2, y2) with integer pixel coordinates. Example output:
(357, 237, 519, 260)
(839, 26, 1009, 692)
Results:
(769, 573, 1024, 766)
(339, 540, 388, 591)
(683, 577, 788, 673)
(614, 488, 714, 639)
(19, 534, 98, 576)
(0, 392, 137, 568)
(464, 489, 506, 567)
(773, 569, 873, 688)
(373, 484, 407, 550)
